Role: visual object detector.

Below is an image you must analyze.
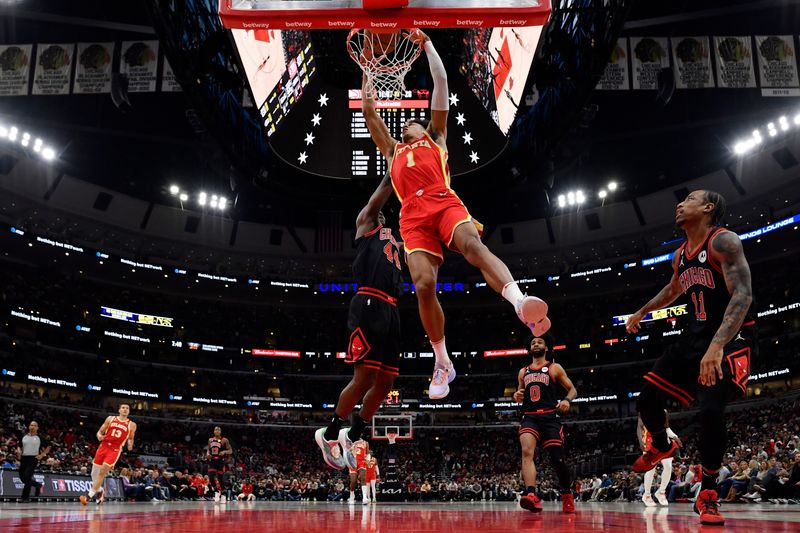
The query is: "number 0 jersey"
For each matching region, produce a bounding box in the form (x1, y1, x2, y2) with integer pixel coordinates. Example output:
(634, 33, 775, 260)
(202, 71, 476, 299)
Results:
(521, 364, 562, 419)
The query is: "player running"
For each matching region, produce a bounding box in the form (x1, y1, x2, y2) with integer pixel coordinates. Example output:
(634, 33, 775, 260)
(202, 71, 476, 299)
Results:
(361, 29, 550, 400)
(80, 403, 136, 505)
(514, 335, 577, 514)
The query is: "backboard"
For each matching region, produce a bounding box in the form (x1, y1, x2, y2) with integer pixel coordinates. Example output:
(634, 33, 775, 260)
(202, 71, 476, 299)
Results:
(371, 414, 413, 441)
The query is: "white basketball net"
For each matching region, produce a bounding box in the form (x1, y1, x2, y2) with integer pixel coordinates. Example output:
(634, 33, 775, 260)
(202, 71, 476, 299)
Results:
(347, 29, 423, 100)
(387, 432, 398, 445)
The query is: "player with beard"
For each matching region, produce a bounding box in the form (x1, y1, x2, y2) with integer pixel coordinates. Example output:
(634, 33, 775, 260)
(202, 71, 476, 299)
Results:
(627, 190, 755, 526)
(207, 426, 232, 502)
(514, 334, 577, 514)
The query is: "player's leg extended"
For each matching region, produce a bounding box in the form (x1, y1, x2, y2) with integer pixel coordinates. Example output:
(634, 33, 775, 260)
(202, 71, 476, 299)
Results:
(406, 251, 444, 345)
(636, 383, 670, 450)
(520, 433, 537, 488)
(545, 445, 575, 513)
(324, 365, 377, 441)
(642, 468, 657, 506)
(92, 463, 111, 493)
(451, 223, 549, 334)
(359, 370, 394, 422)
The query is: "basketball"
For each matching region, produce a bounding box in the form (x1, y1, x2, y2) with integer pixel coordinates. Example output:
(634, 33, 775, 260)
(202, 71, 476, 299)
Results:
(364, 29, 398, 57)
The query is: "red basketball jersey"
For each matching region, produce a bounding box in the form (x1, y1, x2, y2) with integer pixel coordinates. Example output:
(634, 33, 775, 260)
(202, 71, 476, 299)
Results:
(104, 417, 130, 447)
(390, 131, 451, 202)
(353, 441, 368, 468)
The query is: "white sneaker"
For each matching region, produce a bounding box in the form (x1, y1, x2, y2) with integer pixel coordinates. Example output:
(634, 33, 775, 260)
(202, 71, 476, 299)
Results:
(348, 493, 356, 504)
(315, 428, 347, 470)
(428, 361, 455, 400)
(222, 495, 227, 503)
(337, 428, 358, 470)
(515, 296, 550, 335)
(214, 492, 220, 502)
(643, 494, 657, 507)
(363, 497, 370, 505)
(654, 491, 669, 506)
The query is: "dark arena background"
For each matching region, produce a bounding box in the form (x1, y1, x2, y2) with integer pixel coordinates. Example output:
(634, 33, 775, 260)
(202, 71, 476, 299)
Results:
(1, 1, 800, 531)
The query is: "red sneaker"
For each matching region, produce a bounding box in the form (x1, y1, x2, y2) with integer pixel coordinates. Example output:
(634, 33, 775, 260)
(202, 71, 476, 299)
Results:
(694, 489, 725, 526)
(632, 440, 679, 473)
(561, 492, 576, 513)
(519, 492, 543, 512)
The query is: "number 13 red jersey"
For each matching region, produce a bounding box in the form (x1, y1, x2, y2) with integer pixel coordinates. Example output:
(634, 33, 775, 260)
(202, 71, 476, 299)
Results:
(103, 417, 130, 447)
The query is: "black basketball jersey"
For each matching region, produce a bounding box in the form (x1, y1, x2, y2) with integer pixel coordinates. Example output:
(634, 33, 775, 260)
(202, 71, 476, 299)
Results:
(209, 437, 223, 458)
(353, 224, 403, 299)
(521, 364, 562, 418)
(675, 227, 751, 342)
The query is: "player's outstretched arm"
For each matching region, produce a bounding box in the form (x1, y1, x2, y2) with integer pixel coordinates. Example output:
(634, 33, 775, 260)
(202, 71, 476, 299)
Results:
(96, 416, 112, 442)
(412, 30, 448, 144)
(356, 173, 393, 239)
(626, 254, 683, 333)
(362, 73, 397, 161)
(127, 422, 137, 451)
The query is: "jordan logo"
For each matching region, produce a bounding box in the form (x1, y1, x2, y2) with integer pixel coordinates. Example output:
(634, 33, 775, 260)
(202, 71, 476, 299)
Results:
(734, 332, 745, 342)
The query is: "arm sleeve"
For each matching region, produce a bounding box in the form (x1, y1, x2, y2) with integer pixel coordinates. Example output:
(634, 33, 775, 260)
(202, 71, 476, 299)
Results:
(424, 41, 448, 111)
(666, 428, 678, 440)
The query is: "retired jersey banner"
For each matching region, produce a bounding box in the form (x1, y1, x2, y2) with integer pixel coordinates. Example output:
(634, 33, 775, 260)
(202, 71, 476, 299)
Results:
(160, 57, 182, 92)
(32, 44, 74, 95)
(0, 45, 33, 96)
(597, 38, 630, 90)
(755, 36, 800, 88)
(120, 40, 159, 92)
(630, 37, 670, 90)
(74, 42, 114, 94)
(714, 36, 756, 88)
(672, 36, 715, 89)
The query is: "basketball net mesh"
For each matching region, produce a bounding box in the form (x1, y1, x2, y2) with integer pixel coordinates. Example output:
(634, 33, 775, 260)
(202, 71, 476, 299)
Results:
(387, 432, 398, 445)
(347, 29, 422, 100)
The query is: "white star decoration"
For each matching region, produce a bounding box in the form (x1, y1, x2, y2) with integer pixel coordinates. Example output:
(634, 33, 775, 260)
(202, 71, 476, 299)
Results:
(455, 113, 466, 126)
(311, 113, 322, 126)
(304, 132, 315, 145)
(318, 93, 329, 106)
(469, 151, 479, 164)
(449, 93, 459, 106)
(298, 152, 308, 164)
(462, 132, 473, 145)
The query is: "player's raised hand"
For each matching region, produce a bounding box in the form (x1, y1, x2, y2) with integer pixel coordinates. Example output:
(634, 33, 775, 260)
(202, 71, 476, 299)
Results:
(513, 389, 525, 403)
(626, 311, 645, 333)
(407, 29, 429, 45)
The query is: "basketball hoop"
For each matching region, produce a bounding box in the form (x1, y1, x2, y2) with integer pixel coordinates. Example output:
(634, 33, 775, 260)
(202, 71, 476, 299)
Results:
(387, 432, 398, 445)
(347, 28, 423, 100)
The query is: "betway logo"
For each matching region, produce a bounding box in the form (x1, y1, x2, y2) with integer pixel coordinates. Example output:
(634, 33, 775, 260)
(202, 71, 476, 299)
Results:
(370, 21, 398, 29)
(242, 22, 270, 29)
(499, 19, 528, 25)
(413, 20, 441, 27)
(457, 19, 484, 26)
(285, 21, 312, 28)
(328, 20, 354, 28)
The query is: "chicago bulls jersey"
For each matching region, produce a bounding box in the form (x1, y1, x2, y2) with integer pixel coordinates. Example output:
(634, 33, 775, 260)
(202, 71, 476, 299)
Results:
(390, 131, 451, 202)
(674, 227, 752, 342)
(353, 225, 403, 299)
(521, 364, 561, 418)
(103, 417, 130, 447)
(209, 437, 224, 458)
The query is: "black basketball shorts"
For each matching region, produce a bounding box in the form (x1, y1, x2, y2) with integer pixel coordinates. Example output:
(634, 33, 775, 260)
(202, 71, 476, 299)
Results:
(519, 416, 565, 448)
(345, 293, 401, 376)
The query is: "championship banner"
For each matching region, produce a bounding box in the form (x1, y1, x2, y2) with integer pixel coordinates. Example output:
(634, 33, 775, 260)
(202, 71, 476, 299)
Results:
(160, 57, 182, 92)
(630, 37, 670, 90)
(755, 36, 800, 95)
(120, 40, 159, 93)
(0, 44, 33, 96)
(714, 36, 756, 88)
(672, 36, 715, 89)
(597, 38, 629, 90)
(32, 43, 74, 95)
(74, 42, 114, 94)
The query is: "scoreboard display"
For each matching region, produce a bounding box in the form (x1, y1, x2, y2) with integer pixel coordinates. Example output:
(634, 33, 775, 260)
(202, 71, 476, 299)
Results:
(385, 389, 402, 406)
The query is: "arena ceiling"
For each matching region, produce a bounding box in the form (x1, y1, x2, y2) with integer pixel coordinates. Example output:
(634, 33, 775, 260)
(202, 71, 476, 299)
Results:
(0, 0, 799, 228)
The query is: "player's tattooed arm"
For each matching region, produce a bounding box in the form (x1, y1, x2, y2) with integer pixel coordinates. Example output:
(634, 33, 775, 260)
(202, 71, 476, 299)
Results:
(626, 267, 682, 333)
(710, 231, 752, 347)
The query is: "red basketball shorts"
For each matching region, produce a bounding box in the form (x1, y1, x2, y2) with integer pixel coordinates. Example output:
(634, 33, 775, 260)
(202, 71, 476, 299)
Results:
(93, 441, 123, 467)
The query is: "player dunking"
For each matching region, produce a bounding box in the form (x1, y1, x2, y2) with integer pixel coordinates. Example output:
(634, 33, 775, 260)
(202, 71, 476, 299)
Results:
(365, 453, 380, 503)
(347, 439, 370, 504)
(80, 404, 136, 505)
(514, 335, 577, 514)
(315, 179, 403, 472)
(637, 412, 681, 506)
(361, 30, 550, 400)
(627, 190, 754, 526)
(207, 426, 233, 502)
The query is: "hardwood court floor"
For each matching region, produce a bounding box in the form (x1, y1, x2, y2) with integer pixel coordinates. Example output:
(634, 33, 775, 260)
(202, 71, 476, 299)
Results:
(1, 500, 798, 532)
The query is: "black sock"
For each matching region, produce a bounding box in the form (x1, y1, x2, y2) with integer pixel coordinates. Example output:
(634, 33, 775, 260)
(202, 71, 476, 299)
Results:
(525, 486, 536, 496)
(649, 430, 670, 452)
(701, 467, 719, 492)
(347, 415, 368, 442)
(324, 415, 345, 441)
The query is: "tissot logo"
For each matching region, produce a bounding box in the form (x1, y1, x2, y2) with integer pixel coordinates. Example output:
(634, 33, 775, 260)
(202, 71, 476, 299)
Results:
(51, 478, 93, 492)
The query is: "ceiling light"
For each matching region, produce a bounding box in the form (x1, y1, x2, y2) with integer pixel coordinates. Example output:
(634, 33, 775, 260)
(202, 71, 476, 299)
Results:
(34, 138, 42, 146)
(169, 185, 179, 195)
(22, 132, 30, 140)
(198, 193, 207, 206)
(179, 193, 188, 202)
(218, 197, 228, 209)
(0, 127, 7, 138)
(33, 144, 41, 152)
(41, 147, 55, 160)
(768, 129, 778, 137)
(557, 195, 566, 208)
(599, 190, 607, 199)
(210, 199, 218, 209)
(21, 138, 29, 147)
(733, 141, 748, 155)
(607, 181, 617, 191)
(779, 116, 788, 125)
(576, 190, 586, 204)
(767, 122, 776, 130)
(794, 114, 800, 125)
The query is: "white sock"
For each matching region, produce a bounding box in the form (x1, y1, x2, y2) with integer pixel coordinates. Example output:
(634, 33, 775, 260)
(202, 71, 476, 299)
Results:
(362, 485, 369, 498)
(643, 469, 655, 496)
(88, 489, 96, 497)
(501, 281, 524, 306)
(658, 459, 673, 493)
(431, 337, 450, 366)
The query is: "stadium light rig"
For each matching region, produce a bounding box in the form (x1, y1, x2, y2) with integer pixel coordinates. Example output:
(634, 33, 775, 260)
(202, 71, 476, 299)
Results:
(0, 122, 58, 162)
(558, 182, 617, 209)
(732, 111, 799, 156)
(169, 185, 228, 211)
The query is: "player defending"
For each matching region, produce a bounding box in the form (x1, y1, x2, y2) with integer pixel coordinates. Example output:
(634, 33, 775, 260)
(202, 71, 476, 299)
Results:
(627, 190, 754, 526)
(361, 30, 549, 400)
(637, 413, 680, 506)
(365, 453, 380, 503)
(80, 403, 136, 505)
(315, 176, 402, 472)
(207, 426, 233, 502)
(514, 335, 577, 514)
